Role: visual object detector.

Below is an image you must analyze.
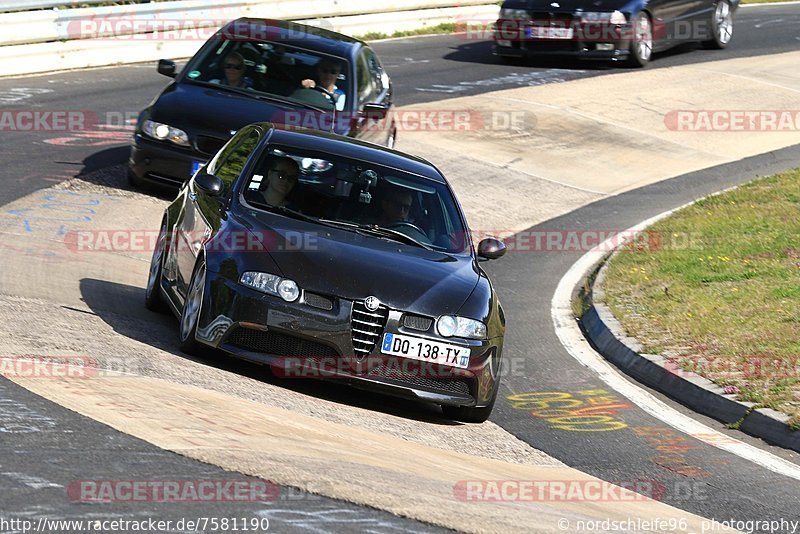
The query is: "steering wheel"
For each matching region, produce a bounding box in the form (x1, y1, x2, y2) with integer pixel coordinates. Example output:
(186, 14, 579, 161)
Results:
(386, 221, 429, 242)
(310, 85, 334, 101)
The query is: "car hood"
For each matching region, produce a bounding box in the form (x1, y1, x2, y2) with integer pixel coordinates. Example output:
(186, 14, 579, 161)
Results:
(148, 82, 344, 138)
(242, 213, 480, 315)
(502, 0, 632, 11)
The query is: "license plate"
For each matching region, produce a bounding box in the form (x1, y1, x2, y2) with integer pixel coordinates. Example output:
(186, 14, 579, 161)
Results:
(190, 161, 203, 176)
(381, 333, 471, 369)
(526, 26, 573, 39)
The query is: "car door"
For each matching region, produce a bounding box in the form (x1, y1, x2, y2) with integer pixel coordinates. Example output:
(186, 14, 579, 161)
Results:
(647, 0, 697, 44)
(351, 47, 391, 145)
(175, 126, 262, 300)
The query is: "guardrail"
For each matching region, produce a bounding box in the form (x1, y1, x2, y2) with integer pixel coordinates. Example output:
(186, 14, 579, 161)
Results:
(1, 0, 497, 47)
(0, 0, 499, 77)
(0, 0, 107, 14)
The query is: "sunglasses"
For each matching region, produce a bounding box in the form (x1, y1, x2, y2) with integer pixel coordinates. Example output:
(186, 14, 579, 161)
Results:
(225, 63, 244, 70)
(319, 68, 340, 75)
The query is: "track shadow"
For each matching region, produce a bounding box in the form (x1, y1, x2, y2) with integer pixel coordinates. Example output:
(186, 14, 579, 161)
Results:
(78, 277, 459, 425)
(67, 146, 177, 201)
(443, 38, 704, 71)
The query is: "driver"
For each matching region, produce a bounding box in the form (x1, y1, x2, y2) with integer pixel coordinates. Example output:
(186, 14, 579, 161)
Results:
(377, 187, 413, 226)
(299, 57, 346, 111)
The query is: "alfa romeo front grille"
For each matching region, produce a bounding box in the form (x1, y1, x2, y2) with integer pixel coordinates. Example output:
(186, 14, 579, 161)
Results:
(351, 301, 389, 359)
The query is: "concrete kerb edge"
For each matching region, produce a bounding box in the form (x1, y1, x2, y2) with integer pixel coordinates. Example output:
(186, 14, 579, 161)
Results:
(576, 209, 800, 454)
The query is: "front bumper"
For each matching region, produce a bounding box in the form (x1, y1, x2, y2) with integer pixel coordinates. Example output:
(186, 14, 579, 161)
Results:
(129, 134, 210, 187)
(195, 273, 502, 408)
(493, 19, 633, 60)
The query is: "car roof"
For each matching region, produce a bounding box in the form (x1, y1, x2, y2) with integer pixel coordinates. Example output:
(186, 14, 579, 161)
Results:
(220, 18, 365, 59)
(255, 123, 446, 183)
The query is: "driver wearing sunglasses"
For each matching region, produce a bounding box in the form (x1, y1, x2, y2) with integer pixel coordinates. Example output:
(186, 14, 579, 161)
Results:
(209, 51, 254, 89)
(299, 57, 346, 111)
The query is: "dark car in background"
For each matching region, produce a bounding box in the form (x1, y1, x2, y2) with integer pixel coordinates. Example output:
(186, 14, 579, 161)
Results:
(494, 0, 737, 66)
(145, 123, 508, 422)
(129, 18, 396, 188)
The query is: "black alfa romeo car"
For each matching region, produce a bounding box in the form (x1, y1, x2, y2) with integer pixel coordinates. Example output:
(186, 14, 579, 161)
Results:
(494, 0, 738, 66)
(129, 18, 396, 188)
(145, 123, 508, 423)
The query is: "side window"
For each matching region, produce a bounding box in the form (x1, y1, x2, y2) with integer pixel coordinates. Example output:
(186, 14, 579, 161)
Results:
(356, 50, 376, 107)
(363, 47, 385, 96)
(210, 128, 261, 197)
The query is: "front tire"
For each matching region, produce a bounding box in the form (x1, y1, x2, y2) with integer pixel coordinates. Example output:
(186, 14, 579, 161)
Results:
(627, 12, 653, 68)
(442, 394, 497, 424)
(703, 0, 733, 49)
(144, 222, 168, 313)
(179, 257, 207, 354)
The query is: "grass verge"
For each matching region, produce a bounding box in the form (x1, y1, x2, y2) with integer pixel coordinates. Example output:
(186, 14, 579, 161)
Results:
(358, 22, 459, 41)
(601, 169, 800, 429)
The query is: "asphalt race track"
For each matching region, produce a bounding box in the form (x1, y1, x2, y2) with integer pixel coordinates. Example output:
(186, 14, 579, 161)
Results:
(1, 3, 800, 532)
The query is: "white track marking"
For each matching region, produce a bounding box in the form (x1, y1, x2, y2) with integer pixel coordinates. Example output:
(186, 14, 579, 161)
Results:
(551, 201, 800, 482)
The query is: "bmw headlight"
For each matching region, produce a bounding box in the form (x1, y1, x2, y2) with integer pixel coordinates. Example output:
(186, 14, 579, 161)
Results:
(240, 272, 300, 302)
(142, 120, 190, 147)
(436, 316, 487, 340)
(580, 10, 627, 24)
(499, 8, 530, 20)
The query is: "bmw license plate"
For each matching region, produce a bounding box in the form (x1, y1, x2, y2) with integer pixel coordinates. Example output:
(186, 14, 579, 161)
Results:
(525, 26, 573, 39)
(381, 333, 471, 369)
(190, 161, 203, 176)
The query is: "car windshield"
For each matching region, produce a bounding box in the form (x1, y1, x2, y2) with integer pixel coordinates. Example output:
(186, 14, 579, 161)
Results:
(184, 37, 349, 113)
(239, 145, 471, 254)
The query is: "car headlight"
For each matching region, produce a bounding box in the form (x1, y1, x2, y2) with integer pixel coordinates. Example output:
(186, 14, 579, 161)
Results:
(499, 8, 530, 20)
(580, 10, 627, 24)
(240, 272, 300, 302)
(142, 120, 190, 147)
(436, 315, 487, 339)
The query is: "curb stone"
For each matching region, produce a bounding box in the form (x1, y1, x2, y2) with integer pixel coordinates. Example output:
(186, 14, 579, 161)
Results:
(580, 250, 800, 453)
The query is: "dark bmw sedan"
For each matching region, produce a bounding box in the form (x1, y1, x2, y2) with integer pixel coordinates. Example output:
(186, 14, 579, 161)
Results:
(129, 18, 396, 188)
(146, 123, 508, 423)
(494, 0, 737, 66)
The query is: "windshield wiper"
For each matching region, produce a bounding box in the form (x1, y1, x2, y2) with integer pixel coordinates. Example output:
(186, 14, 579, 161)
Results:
(248, 201, 320, 224)
(321, 221, 433, 250)
(187, 79, 329, 113)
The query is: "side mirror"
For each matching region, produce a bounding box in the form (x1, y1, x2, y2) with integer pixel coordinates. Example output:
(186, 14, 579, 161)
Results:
(478, 238, 507, 260)
(194, 173, 223, 196)
(362, 103, 388, 120)
(157, 59, 177, 78)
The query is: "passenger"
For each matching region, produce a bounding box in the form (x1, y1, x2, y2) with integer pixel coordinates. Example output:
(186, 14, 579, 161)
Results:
(299, 57, 346, 110)
(261, 156, 299, 207)
(210, 52, 254, 89)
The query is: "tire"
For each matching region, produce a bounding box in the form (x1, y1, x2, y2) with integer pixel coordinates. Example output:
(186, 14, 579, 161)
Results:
(702, 0, 733, 49)
(442, 364, 501, 424)
(627, 12, 653, 68)
(179, 257, 207, 354)
(144, 221, 169, 313)
(442, 394, 497, 424)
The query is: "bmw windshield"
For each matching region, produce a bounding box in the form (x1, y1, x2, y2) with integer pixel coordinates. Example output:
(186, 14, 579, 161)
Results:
(183, 37, 350, 113)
